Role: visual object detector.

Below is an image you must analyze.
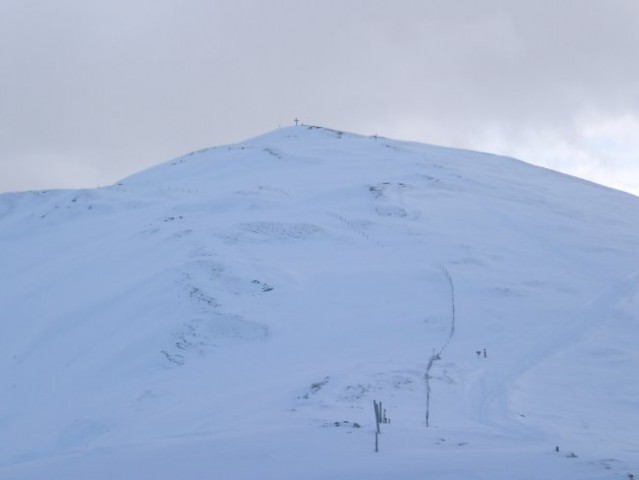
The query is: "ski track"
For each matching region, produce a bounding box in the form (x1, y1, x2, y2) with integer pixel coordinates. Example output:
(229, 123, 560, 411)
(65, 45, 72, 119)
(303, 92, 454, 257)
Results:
(475, 270, 639, 430)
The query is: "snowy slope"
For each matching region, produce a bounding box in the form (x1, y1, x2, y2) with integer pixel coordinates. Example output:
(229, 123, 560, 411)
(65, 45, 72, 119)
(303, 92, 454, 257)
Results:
(1, 125, 638, 479)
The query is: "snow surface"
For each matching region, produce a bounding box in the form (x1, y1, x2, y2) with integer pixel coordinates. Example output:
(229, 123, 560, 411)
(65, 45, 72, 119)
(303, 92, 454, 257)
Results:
(1, 125, 638, 479)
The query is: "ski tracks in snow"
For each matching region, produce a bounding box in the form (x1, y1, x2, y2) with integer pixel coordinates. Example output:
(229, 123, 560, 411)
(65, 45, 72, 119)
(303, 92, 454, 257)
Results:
(475, 270, 639, 430)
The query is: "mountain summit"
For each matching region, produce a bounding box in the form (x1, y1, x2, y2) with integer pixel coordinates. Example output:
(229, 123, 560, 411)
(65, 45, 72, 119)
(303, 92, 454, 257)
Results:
(2, 126, 638, 479)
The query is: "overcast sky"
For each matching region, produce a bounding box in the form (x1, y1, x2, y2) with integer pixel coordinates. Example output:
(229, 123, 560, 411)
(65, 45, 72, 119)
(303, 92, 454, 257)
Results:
(2, 0, 638, 195)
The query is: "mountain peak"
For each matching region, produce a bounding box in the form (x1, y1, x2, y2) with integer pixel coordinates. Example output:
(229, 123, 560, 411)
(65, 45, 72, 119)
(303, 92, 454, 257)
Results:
(247, 124, 364, 141)
(2, 125, 639, 479)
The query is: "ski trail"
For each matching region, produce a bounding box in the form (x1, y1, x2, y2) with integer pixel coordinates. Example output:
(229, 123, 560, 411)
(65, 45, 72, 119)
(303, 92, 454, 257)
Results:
(425, 266, 456, 426)
(475, 270, 639, 430)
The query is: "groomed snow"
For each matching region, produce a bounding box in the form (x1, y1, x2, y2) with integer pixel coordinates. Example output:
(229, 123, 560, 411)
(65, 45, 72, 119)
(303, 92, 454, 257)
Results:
(1, 126, 638, 479)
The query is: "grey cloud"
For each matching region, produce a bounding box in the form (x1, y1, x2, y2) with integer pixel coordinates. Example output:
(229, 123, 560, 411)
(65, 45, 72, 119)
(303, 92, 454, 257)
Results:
(1, 0, 638, 193)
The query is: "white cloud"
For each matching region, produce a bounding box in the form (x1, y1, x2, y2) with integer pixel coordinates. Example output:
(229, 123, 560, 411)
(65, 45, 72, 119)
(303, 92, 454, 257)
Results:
(463, 113, 639, 196)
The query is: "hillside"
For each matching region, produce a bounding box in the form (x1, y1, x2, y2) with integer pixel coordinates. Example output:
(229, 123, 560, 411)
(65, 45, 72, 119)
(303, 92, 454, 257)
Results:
(1, 125, 638, 479)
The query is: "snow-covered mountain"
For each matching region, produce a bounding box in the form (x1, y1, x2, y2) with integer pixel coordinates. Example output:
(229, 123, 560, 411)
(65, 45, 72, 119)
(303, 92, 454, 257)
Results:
(1, 125, 638, 479)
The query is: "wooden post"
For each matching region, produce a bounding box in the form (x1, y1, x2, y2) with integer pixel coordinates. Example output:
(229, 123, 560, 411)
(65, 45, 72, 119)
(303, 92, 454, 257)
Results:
(373, 399, 389, 452)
